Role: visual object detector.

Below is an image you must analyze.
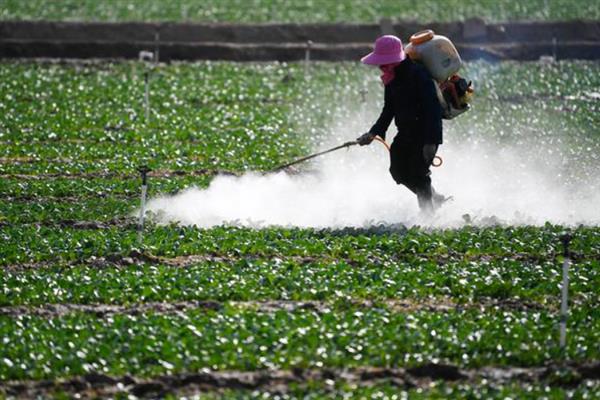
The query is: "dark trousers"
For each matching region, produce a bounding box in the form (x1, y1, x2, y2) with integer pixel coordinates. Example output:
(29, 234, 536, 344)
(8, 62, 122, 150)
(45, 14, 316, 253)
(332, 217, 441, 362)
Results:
(389, 136, 435, 211)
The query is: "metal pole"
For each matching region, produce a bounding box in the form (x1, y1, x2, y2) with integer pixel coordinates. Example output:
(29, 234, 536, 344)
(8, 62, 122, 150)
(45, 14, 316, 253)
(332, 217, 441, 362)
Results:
(305, 40, 313, 77)
(154, 29, 160, 64)
(144, 70, 150, 122)
(137, 166, 151, 244)
(559, 234, 572, 350)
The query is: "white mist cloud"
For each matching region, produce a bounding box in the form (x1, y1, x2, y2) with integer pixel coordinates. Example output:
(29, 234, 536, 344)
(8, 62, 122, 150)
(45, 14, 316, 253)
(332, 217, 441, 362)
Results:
(145, 126, 600, 228)
(145, 64, 600, 228)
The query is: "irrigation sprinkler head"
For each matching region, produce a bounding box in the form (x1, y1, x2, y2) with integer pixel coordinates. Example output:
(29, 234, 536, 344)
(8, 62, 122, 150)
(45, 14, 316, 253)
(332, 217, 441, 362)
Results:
(137, 165, 152, 185)
(560, 233, 573, 256)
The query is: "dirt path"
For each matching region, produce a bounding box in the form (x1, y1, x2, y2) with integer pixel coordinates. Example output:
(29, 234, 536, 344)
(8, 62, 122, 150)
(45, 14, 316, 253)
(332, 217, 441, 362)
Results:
(1, 20, 599, 61)
(4, 246, 596, 273)
(0, 297, 551, 318)
(5, 246, 581, 271)
(0, 168, 238, 180)
(3, 362, 599, 398)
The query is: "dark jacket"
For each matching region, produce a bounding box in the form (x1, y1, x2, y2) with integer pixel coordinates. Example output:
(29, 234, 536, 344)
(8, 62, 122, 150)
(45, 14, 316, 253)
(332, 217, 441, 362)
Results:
(368, 57, 443, 145)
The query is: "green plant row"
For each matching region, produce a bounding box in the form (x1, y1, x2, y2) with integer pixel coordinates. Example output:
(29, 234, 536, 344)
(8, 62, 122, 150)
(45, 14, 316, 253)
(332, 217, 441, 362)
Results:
(1, 0, 598, 22)
(0, 175, 210, 200)
(0, 61, 324, 174)
(2, 258, 598, 306)
(202, 382, 600, 400)
(0, 197, 135, 224)
(1, 61, 598, 177)
(2, 224, 598, 266)
(1, 307, 599, 381)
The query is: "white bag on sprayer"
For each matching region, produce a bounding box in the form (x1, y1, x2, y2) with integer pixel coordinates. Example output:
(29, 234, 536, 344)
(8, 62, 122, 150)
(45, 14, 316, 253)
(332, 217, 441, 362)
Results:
(405, 30, 473, 119)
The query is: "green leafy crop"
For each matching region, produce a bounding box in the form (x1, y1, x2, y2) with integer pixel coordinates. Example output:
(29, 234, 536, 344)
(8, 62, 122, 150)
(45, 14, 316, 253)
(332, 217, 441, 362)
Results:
(1, 307, 599, 380)
(1, 0, 598, 22)
(1, 59, 599, 398)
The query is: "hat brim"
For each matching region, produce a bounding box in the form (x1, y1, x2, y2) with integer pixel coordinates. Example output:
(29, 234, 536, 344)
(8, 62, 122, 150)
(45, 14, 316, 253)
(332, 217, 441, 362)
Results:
(361, 50, 406, 66)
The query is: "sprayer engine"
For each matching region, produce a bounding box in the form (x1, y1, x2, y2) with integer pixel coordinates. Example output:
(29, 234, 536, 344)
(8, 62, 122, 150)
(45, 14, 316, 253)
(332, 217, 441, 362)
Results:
(439, 74, 474, 119)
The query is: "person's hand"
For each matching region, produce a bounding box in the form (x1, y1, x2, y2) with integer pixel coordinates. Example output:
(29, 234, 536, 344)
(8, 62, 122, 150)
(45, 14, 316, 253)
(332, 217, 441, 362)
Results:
(357, 132, 375, 146)
(423, 144, 438, 165)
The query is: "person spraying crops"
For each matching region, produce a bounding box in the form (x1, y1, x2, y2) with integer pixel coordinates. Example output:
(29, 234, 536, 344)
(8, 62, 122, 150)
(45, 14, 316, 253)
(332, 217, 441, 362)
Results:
(357, 32, 472, 214)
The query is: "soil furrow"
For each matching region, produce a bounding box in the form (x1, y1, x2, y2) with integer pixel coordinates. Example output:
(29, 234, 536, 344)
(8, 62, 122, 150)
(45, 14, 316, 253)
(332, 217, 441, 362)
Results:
(1, 194, 137, 202)
(0, 156, 73, 164)
(0, 168, 239, 180)
(0, 217, 138, 230)
(3, 362, 599, 398)
(0, 297, 550, 318)
(3, 247, 595, 272)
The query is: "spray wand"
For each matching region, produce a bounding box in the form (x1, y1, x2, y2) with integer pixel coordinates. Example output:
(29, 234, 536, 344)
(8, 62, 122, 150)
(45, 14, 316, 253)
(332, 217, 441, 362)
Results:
(269, 136, 441, 173)
(270, 140, 358, 172)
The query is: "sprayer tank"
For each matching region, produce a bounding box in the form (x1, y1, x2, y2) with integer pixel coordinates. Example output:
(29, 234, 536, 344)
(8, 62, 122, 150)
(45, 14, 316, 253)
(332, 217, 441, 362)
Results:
(405, 30, 462, 83)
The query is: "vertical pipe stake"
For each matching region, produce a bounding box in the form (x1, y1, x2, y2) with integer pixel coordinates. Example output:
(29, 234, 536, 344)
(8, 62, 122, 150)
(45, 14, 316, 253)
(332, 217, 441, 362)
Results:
(137, 166, 151, 244)
(305, 40, 313, 77)
(144, 71, 150, 122)
(154, 29, 160, 64)
(559, 233, 572, 350)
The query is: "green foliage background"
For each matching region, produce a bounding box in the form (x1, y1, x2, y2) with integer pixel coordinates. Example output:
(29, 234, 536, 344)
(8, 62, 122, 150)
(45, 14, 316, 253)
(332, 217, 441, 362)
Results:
(2, 0, 599, 22)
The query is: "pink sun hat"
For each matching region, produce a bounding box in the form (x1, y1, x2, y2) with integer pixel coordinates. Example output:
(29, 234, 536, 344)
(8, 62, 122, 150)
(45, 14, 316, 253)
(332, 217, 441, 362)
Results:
(361, 35, 406, 65)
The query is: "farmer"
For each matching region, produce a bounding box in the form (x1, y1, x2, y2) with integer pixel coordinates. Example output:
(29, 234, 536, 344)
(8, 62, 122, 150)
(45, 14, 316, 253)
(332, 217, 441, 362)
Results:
(357, 35, 446, 214)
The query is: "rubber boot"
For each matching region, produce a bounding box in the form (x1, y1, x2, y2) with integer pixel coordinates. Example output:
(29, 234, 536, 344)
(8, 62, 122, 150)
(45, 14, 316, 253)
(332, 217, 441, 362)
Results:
(431, 187, 454, 211)
(416, 185, 434, 215)
(432, 188, 452, 211)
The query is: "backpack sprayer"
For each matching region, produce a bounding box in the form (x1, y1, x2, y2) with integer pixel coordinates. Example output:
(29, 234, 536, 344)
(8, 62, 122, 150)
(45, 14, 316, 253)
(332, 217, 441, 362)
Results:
(405, 29, 474, 119)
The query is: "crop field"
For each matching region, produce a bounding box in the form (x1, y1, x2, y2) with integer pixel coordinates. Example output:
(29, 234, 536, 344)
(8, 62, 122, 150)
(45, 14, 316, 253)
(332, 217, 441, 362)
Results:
(2, 0, 599, 23)
(1, 58, 599, 399)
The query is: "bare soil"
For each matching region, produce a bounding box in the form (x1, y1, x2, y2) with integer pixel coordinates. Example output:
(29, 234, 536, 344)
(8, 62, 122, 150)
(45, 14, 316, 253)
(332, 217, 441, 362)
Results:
(4, 246, 595, 272)
(0, 168, 238, 180)
(0, 297, 550, 318)
(1, 20, 599, 61)
(3, 362, 599, 398)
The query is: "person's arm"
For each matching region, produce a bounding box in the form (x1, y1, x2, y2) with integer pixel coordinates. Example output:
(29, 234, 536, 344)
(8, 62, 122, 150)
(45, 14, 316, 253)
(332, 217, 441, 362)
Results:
(417, 70, 443, 145)
(368, 85, 394, 141)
